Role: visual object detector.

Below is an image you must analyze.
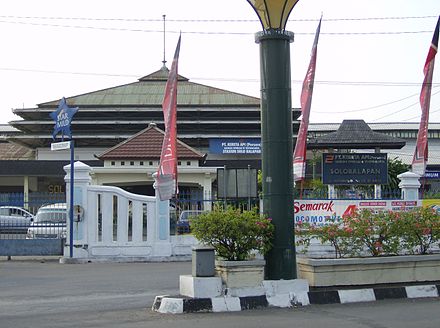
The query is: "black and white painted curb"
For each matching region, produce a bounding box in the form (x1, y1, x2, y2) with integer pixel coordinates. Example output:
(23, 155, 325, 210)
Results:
(152, 284, 440, 314)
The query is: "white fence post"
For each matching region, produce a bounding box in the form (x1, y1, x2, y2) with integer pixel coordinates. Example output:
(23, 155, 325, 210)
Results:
(398, 171, 421, 201)
(64, 161, 92, 258)
(152, 173, 172, 257)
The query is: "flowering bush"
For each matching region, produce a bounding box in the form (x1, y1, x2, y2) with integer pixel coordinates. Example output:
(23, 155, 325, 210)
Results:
(191, 206, 274, 261)
(396, 206, 440, 254)
(296, 219, 353, 258)
(296, 207, 440, 258)
(342, 209, 402, 257)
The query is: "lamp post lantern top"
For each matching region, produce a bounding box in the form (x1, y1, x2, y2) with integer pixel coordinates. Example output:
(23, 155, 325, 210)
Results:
(246, 0, 300, 31)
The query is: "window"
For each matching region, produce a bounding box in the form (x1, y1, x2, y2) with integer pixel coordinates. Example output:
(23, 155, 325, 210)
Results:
(186, 161, 191, 166)
(178, 161, 182, 166)
(111, 161, 115, 166)
(130, 161, 134, 166)
(149, 161, 153, 166)
(140, 161, 144, 166)
(121, 161, 125, 166)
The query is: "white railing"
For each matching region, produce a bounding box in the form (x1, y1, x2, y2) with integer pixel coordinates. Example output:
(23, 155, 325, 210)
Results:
(64, 162, 197, 261)
(87, 185, 155, 247)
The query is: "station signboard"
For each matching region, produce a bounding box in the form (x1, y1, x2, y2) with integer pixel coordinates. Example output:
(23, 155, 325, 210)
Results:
(209, 138, 261, 155)
(322, 153, 388, 185)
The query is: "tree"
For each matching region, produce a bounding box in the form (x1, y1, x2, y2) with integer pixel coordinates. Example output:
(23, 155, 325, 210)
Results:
(386, 157, 410, 190)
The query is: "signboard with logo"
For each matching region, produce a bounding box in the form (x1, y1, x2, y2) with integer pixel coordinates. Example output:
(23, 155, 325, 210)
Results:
(322, 153, 388, 185)
(50, 97, 78, 140)
(209, 138, 261, 155)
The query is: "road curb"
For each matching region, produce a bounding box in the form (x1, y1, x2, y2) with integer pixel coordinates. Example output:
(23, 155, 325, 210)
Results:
(153, 284, 440, 314)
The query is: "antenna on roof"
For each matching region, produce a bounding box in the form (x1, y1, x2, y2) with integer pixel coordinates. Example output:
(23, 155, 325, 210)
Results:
(162, 14, 167, 68)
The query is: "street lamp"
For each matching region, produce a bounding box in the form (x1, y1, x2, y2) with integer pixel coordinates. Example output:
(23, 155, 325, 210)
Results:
(246, 0, 299, 280)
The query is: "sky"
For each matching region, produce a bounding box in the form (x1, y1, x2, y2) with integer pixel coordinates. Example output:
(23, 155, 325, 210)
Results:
(0, 0, 439, 125)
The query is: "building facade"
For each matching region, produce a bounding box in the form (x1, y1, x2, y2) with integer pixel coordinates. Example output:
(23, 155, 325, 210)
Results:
(1, 66, 300, 196)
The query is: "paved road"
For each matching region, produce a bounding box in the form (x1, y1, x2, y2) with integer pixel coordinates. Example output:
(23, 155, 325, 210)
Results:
(1, 257, 439, 328)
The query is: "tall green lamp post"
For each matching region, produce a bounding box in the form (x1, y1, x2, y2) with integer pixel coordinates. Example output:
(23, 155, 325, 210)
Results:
(246, 0, 299, 280)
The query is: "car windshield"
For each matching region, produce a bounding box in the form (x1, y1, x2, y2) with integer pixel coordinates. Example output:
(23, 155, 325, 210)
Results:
(0, 207, 31, 217)
(179, 211, 202, 222)
(34, 211, 66, 223)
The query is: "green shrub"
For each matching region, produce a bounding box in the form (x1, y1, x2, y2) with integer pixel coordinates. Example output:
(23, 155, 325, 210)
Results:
(191, 206, 274, 261)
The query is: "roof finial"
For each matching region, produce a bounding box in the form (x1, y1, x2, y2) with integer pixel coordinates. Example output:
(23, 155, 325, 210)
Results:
(162, 14, 167, 68)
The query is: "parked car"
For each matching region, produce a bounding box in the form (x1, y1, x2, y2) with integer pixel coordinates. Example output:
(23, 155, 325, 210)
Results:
(176, 210, 203, 234)
(26, 203, 67, 239)
(0, 206, 34, 234)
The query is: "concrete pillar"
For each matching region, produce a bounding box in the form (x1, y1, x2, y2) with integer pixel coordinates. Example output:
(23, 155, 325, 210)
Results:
(374, 148, 382, 199)
(374, 185, 382, 199)
(203, 173, 212, 211)
(398, 171, 421, 201)
(152, 173, 172, 257)
(328, 185, 336, 199)
(23, 176, 29, 210)
(64, 161, 92, 258)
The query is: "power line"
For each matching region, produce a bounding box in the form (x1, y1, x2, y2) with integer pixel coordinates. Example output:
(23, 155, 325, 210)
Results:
(2, 66, 439, 89)
(0, 14, 437, 22)
(0, 67, 139, 78)
(0, 19, 435, 36)
(403, 107, 440, 122)
(312, 92, 421, 114)
(371, 89, 440, 122)
(370, 101, 420, 122)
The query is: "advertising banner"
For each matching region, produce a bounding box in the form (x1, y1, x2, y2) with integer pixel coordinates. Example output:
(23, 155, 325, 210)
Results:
(422, 199, 440, 213)
(294, 199, 421, 225)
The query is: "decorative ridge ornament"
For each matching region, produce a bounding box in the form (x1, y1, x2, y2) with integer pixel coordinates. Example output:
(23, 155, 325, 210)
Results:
(49, 97, 79, 140)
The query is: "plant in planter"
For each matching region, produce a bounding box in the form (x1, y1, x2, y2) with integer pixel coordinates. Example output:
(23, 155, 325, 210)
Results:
(191, 206, 274, 288)
(191, 206, 274, 261)
(296, 207, 440, 258)
(295, 207, 440, 287)
(396, 206, 440, 254)
(341, 209, 402, 257)
(295, 219, 353, 258)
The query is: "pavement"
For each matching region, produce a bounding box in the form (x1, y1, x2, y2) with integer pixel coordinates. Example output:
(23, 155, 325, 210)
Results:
(1, 256, 440, 328)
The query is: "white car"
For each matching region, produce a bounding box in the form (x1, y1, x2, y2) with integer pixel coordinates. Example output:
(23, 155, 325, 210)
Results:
(0, 206, 34, 234)
(26, 203, 67, 239)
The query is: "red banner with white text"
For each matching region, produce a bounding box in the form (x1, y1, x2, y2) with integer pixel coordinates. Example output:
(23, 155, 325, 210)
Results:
(156, 36, 181, 200)
(294, 18, 321, 181)
(412, 17, 439, 175)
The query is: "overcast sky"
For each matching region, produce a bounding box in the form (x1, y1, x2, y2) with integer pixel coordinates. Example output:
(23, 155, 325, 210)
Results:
(0, 0, 439, 125)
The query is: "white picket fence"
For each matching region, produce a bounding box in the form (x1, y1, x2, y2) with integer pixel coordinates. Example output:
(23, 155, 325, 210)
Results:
(63, 162, 197, 261)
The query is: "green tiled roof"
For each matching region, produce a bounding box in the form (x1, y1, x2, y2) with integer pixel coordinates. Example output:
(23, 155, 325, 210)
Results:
(40, 66, 260, 107)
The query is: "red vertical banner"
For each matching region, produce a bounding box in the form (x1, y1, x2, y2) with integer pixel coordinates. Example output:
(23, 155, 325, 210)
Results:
(156, 36, 181, 200)
(293, 18, 321, 181)
(412, 17, 439, 176)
